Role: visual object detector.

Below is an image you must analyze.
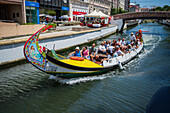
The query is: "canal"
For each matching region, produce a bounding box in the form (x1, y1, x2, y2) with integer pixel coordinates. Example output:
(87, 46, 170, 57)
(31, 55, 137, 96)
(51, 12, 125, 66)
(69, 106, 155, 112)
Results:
(0, 22, 170, 113)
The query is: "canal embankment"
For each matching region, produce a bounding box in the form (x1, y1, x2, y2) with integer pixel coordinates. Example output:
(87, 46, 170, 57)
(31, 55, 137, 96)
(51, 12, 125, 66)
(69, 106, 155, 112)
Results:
(0, 25, 127, 67)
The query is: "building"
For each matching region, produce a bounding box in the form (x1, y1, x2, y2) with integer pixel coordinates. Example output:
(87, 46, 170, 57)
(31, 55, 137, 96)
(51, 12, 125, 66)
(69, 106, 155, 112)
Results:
(129, 3, 140, 12)
(112, 0, 118, 9)
(119, 0, 125, 10)
(89, 0, 111, 15)
(37, 0, 69, 20)
(70, 0, 89, 21)
(124, 0, 130, 11)
(25, 0, 40, 24)
(0, 0, 25, 24)
(140, 8, 149, 12)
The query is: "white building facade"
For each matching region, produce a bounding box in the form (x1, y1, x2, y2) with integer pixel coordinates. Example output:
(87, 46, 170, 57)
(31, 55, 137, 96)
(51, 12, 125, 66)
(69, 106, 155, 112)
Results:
(89, 0, 111, 15)
(70, 0, 89, 21)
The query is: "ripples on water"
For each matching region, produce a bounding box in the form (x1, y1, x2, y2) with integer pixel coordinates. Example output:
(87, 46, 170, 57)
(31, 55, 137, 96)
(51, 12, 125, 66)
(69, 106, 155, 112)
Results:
(0, 23, 170, 113)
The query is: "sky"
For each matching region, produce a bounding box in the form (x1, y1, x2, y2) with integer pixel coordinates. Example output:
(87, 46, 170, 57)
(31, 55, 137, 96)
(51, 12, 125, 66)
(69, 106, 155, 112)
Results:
(130, 0, 170, 8)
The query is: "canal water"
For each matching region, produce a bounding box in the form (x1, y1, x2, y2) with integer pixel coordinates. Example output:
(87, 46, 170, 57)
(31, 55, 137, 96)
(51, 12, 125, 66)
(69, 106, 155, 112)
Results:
(0, 23, 170, 113)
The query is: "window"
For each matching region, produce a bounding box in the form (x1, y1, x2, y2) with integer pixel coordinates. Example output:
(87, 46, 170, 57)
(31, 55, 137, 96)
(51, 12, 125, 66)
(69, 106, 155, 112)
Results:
(16, 13, 19, 17)
(13, 13, 15, 18)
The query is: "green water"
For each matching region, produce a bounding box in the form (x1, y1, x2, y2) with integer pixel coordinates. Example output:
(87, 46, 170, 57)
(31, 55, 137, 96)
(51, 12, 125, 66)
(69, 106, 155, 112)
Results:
(0, 23, 170, 113)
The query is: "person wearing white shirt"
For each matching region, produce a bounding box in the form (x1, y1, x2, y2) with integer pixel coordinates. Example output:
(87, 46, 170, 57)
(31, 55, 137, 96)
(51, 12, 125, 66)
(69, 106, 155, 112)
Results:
(98, 42, 106, 54)
(117, 38, 122, 45)
(121, 38, 126, 46)
(108, 43, 115, 56)
(130, 32, 136, 41)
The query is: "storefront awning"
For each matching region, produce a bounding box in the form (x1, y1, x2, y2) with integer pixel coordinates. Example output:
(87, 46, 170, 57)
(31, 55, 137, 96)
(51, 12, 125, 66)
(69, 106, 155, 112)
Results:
(84, 10, 109, 18)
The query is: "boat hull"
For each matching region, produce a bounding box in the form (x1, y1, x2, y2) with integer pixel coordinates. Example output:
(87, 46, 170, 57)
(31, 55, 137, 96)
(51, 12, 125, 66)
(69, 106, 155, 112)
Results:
(23, 24, 144, 79)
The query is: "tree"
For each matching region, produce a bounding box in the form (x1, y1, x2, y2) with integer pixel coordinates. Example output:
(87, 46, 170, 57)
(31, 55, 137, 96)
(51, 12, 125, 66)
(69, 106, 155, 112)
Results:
(155, 5, 170, 11)
(155, 6, 163, 11)
(163, 5, 170, 11)
(42, 9, 56, 16)
(111, 8, 117, 15)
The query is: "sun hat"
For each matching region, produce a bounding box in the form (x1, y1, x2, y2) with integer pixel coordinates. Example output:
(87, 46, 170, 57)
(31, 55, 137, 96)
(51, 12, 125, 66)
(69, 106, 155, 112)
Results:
(75, 47, 80, 50)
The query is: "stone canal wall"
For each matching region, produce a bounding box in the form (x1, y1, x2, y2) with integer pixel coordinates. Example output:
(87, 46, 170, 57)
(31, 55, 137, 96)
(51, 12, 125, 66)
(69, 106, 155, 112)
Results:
(0, 25, 126, 66)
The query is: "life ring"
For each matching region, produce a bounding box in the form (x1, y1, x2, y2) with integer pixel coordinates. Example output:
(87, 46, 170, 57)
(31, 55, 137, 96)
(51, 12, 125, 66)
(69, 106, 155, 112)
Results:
(135, 31, 142, 39)
(70, 56, 84, 61)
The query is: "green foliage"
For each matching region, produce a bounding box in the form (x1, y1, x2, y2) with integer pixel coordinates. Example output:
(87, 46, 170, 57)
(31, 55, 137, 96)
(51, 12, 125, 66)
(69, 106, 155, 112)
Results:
(155, 5, 170, 11)
(22, 23, 36, 25)
(42, 9, 56, 16)
(111, 8, 128, 15)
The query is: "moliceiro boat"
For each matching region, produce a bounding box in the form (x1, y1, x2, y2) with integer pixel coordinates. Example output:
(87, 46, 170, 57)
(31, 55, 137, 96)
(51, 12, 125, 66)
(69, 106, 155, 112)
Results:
(23, 24, 143, 78)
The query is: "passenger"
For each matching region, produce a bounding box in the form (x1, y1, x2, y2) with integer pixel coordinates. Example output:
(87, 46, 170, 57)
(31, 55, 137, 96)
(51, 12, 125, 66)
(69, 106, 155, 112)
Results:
(106, 41, 110, 48)
(89, 43, 97, 61)
(104, 41, 107, 49)
(93, 55, 103, 65)
(112, 50, 118, 58)
(68, 47, 82, 57)
(121, 38, 126, 46)
(116, 46, 124, 56)
(120, 46, 126, 54)
(117, 38, 122, 46)
(82, 46, 90, 59)
(104, 50, 112, 61)
(108, 43, 115, 56)
(126, 44, 132, 53)
(113, 39, 116, 44)
(98, 42, 106, 54)
(108, 40, 111, 46)
(135, 40, 139, 49)
(130, 32, 136, 42)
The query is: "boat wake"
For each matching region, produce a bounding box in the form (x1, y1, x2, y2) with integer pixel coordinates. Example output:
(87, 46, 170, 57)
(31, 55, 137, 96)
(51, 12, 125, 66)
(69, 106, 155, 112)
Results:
(49, 34, 161, 85)
(49, 74, 114, 85)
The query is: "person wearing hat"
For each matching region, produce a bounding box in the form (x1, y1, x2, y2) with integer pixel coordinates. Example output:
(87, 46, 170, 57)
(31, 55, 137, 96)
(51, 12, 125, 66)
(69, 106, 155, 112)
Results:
(130, 32, 136, 42)
(68, 46, 82, 57)
(135, 29, 143, 43)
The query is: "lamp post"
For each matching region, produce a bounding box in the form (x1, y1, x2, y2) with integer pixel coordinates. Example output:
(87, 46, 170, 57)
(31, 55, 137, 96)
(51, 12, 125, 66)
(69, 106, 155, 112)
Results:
(117, 0, 119, 13)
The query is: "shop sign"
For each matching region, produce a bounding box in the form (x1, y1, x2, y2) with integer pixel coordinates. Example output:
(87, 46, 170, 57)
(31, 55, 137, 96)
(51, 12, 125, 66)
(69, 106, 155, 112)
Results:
(25, 1, 39, 7)
(62, 6, 69, 11)
(73, 11, 87, 15)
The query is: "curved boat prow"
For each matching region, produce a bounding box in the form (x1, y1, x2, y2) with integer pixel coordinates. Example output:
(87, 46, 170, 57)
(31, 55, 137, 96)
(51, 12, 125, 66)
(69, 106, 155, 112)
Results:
(23, 24, 56, 71)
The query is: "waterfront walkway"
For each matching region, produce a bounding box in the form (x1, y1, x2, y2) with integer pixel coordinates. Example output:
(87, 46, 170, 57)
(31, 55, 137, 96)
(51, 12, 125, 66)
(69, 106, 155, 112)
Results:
(0, 25, 118, 65)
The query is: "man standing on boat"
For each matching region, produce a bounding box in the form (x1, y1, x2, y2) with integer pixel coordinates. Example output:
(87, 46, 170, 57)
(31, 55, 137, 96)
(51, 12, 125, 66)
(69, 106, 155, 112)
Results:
(135, 29, 144, 43)
(130, 32, 136, 42)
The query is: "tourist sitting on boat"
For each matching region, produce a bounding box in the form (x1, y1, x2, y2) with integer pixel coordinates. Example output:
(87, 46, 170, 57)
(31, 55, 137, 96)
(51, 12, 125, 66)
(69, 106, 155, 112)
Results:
(130, 32, 136, 42)
(89, 43, 97, 61)
(121, 38, 126, 46)
(82, 46, 90, 59)
(108, 40, 111, 46)
(103, 41, 107, 49)
(68, 47, 82, 57)
(126, 44, 132, 53)
(120, 46, 127, 54)
(113, 39, 116, 44)
(116, 46, 124, 56)
(135, 40, 140, 49)
(93, 55, 103, 65)
(117, 38, 122, 45)
(98, 42, 106, 54)
(106, 41, 110, 48)
(112, 50, 118, 58)
(104, 50, 112, 61)
(108, 43, 115, 56)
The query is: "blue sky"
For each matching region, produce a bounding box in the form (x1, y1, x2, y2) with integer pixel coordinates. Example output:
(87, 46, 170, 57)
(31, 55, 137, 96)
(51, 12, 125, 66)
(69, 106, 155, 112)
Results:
(130, 0, 170, 8)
